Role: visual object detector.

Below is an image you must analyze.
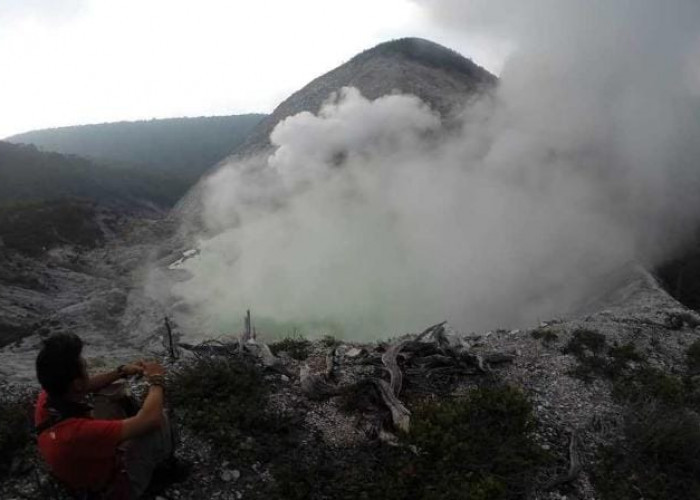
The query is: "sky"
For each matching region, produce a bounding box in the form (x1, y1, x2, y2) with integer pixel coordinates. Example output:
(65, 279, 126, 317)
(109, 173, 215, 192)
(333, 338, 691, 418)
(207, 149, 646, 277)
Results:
(0, 0, 507, 139)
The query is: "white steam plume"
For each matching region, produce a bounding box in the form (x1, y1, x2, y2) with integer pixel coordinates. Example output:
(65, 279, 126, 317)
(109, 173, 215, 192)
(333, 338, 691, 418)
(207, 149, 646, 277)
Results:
(418, 0, 700, 259)
(173, 2, 700, 340)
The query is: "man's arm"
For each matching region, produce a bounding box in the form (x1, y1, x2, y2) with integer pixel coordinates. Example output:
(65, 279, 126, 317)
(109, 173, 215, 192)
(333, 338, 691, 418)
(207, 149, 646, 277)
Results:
(87, 362, 144, 392)
(119, 362, 166, 442)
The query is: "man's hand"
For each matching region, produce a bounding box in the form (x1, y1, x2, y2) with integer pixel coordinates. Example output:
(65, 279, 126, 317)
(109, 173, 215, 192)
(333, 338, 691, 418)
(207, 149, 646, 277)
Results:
(142, 361, 166, 378)
(121, 360, 146, 377)
(120, 361, 167, 442)
(87, 360, 147, 392)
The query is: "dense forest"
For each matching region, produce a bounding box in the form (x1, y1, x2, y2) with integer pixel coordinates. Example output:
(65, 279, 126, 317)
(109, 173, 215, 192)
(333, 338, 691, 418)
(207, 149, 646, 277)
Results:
(0, 199, 104, 255)
(0, 141, 186, 208)
(7, 114, 265, 185)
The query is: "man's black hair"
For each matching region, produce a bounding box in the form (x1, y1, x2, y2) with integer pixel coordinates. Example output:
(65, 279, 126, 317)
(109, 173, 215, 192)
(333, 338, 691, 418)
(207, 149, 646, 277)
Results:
(36, 333, 85, 397)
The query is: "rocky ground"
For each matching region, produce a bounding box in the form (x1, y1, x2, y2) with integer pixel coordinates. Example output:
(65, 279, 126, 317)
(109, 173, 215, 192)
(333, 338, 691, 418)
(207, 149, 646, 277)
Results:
(2, 258, 698, 499)
(0, 208, 181, 383)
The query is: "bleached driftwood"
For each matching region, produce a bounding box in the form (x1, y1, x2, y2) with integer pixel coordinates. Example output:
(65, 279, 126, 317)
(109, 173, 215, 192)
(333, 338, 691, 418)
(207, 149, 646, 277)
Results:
(181, 320, 515, 438)
(381, 340, 408, 395)
(371, 378, 411, 432)
(299, 322, 514, 434)
(179, 335, 286, 373)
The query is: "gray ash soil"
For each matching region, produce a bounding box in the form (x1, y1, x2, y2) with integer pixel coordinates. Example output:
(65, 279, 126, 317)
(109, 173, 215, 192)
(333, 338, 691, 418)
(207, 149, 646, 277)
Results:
(3, 263, 699, 499)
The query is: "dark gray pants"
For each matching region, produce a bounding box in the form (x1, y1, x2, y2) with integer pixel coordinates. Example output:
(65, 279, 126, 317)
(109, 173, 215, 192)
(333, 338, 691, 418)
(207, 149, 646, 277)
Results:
(93, 383, 175, 499)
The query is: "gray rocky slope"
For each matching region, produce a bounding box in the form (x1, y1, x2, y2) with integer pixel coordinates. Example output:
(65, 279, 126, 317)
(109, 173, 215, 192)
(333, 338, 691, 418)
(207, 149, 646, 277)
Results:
(0, 212, 175, 384)
(2, 263, 698, 499)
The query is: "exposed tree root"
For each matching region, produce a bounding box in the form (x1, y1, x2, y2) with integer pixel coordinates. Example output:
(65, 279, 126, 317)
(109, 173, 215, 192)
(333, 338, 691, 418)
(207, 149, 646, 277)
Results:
(544, 430, 582, 490)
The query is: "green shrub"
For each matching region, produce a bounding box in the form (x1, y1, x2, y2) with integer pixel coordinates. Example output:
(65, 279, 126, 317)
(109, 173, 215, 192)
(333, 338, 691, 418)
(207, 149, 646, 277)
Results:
(562, 329, 607, 382)
(666, 311, 700, 330)
(595, 406, 700, 500)
(0, 200, 103, 255)
(606, 342, 644, 379)
(531, 327, 559, 345)
(170, 356, 548, 499)
(612, 367, 685, 407)
(405, 386, 551, 499)
(563, 328, 607, 358)
(270, 336, 312, 360)
(0, 397, 33, 479)
(563, 330, 643, 382)
(170, 357, 275, 456)
(320, 335, 340, 349)
(596, 361, 700, 499)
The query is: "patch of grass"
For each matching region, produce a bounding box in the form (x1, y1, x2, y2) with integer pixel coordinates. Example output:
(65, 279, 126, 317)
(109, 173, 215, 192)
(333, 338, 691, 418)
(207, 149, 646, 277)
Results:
(169, 357, 296, 461)
(269, 335, 312, 360)
(320, 335, 340, 349)
(251, 385, 550, 500)
(0, 397, 33, 479)
(531, 327, 559, 345)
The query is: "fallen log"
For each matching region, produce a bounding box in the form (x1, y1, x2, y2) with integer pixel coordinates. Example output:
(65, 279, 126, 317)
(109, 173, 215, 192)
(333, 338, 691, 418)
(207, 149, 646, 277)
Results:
(178, 341, 238, 356)
(295, 321, 518, 437)
(371, 378, 411, 433)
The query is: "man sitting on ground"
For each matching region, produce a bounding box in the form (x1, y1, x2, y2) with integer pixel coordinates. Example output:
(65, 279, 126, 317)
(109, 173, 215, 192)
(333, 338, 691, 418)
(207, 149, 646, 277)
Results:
(34, 333, 175, 499)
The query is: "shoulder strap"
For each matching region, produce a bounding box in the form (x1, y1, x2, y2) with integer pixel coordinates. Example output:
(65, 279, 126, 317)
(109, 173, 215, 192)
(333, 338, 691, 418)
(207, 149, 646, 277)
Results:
(35, 395, 91, 436)
(35, 412, 70, 436)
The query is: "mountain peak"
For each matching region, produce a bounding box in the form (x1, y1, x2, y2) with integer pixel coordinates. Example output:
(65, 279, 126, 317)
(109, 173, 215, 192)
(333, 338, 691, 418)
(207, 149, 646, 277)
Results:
(231, 38, 496, 159)
(351, 37, 494, 83)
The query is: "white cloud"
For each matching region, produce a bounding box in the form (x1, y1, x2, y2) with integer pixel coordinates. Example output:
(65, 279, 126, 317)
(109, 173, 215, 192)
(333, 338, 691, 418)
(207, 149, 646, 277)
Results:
(0, 0, 85, 22)
(0, 0, 502, 138)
